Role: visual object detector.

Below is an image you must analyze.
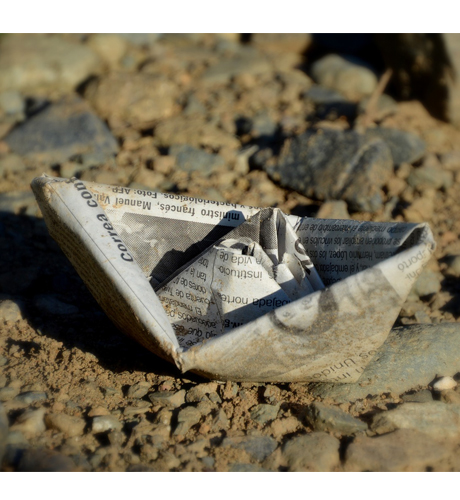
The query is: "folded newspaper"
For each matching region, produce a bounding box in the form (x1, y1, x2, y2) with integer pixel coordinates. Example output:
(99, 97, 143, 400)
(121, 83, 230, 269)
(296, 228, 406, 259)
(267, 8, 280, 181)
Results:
(31, 175, 435, 383)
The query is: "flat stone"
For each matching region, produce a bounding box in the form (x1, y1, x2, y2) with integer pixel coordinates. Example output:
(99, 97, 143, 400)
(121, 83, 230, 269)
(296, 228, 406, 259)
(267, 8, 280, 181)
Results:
(126, 381, 151, 399)
(0, 299, 22, 322)
(365, 127, 425, 165)
(34, 295, 79, 316)
(92, 415, 122, 433)
(222, 435, 277, 462)
(173, 406, 202, 436)
(45, 413, 86, 437)
(266, 128, 393, 212)
(18, 448, 77, 472)
(148, 389, 186, 409)
(282, 432, 340, 472)
(87, 71, 178, 126)
(309, 323, 460, 402)
(310, 54, 378, 100)
(14, 391, 47, 405)
(0, 34, 100, 93)
(402, 390, 434, 403)
(5, 96, 118, 165)
(345, 428, 454, 471)
(170, 144, 225, 177)
(305, 402, 368, 434)
(371, 401, 460, 439)
(250, 404, 280, 425)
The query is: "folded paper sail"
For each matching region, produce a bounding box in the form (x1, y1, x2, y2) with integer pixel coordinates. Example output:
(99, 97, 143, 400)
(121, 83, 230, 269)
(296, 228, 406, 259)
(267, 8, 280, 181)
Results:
(31, 175, 435, 383)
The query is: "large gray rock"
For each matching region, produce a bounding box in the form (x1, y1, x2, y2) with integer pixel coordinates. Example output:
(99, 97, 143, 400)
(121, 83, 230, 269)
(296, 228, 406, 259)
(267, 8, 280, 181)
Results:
(0, 34, 100, 93)
(5, 96, 118, 165)
(265, 128, 393, 212)
(371, 402, 460, 439)
(282, 432, 340, 472)
(345, 428, 454, 471)
(364, 128, 426, 165)
(310, 323, 460, 402)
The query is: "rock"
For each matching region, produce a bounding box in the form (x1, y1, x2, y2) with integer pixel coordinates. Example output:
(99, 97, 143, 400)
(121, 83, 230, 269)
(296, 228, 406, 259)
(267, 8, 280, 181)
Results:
(87, 72, 178, 126)
(304, 85, 357, 121)
(18, 448, 76, 472)
(305, 402, 368, 434)
(364, 127, 425, 166)
(252, 33, 312, 54)
(402, 390, 434, 403)
(0, 356, 7, 367)
(345, 428, 453, 471)
(310, 54, 378, 100)
(148, 390, 186, 409)
(201, 53, 272, 85)
(0, 386, 19, 402)
(185, 382, 218, 403)
(0, 299, 22, 322)
(263, 385, 281, 404)
(5, 96, 118, 165)
(413, 270, 442, 297)
(309, 323, 460, 402)
(316, 200, 350, 219)
(14, 391, 47, 405)
(371, 402, 460, 439)
(0, 90, 24, 116)
(126, 381, 151, 399)
(222, 435, 277, 462)
(433, 376, 457, 392)
(414, 310, 432, 324)
(0, 34, 100, 93)
(211, 408, 229, 431)
(0, 191, 36, 215)
(407, 164, 453, 191)
(92, 415, 122, 433)
(45, 413, 86, 437)
(282, 432, 340, 472)
(11, 408, 46, 437)
(86, 34, 127, 67)
(250, 404, 280, 425)
(34, 295, 79, 316)
(169, 144, 225, 177)
(173, 406, 201, 436)
(266, 128, 393, 212)
(0, 403, 8, 465)
(154, 116, 240, 150)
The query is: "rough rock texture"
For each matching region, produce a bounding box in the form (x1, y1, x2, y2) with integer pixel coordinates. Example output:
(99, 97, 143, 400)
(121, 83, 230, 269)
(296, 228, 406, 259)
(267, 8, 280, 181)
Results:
(265, 128, 393, 212)
(5, 96, 118, 165)
(310, 324, 460, 402)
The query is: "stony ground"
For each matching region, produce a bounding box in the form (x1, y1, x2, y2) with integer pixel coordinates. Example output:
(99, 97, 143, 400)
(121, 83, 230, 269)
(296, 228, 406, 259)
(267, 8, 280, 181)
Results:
(2, 33, 460, 472)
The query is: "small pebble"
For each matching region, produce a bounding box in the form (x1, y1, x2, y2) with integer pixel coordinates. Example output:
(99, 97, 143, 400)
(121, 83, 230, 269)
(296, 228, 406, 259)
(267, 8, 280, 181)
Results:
(92, 415, 122, 433)
(433, 376, 457, 392)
